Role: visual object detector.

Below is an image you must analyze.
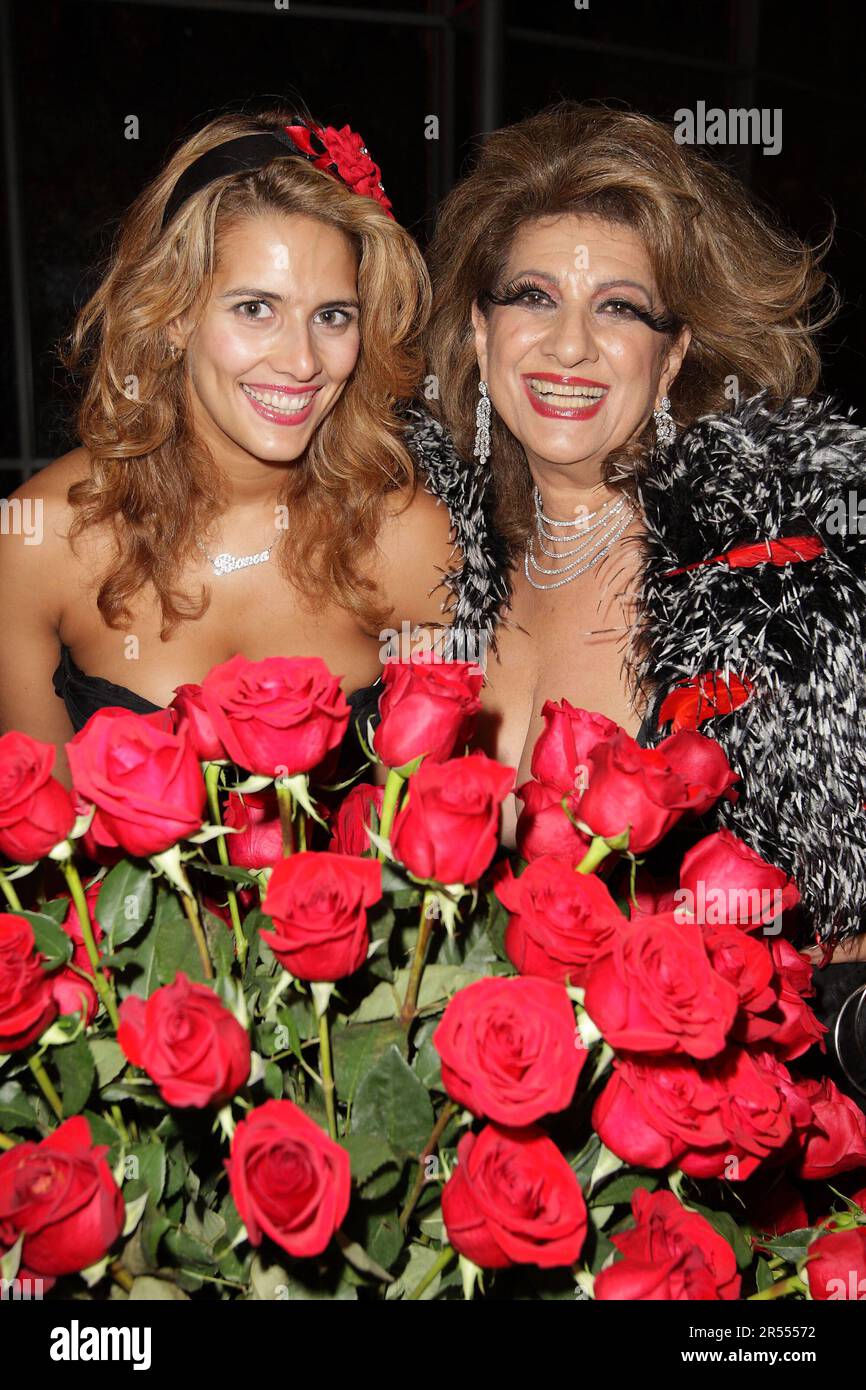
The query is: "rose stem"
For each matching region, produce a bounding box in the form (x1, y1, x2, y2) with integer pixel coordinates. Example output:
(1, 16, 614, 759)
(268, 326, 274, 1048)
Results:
(407, 1244, 456, 1300)
(318, 1009, 338, 1141)
(0, 1129, 16, 1150)
(28, 1053, 63, 1121)
(59, 858, 120, 1030)
(399, 1100, 458, 1231)
(180, 889, 214, 981)
(376, 768, 406, 860)
(575, 836, 613, 876)
(297, 812, 308, 853)
(110, 1261, 135, 1293)
(204, 762, 247, 969)
(748, 1273, 807, 1300)
(0, 868, 23, 911)
(275, 782, 295, 856)
(400, 892, 435, 1030)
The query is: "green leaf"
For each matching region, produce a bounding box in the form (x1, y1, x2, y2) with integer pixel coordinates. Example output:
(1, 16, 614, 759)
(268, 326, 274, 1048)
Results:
(128, 1275, 189, 1300)
(97, 861, 154, 947)
(351, 1044, 435, 1159)
(0, 1082, 40, 1133)
(753, 1226, 817, 1265)
(755, 1256, 775, 1292)
(203, 863, 259, 886)
(20, 911, 72, 971)
(332, 1018, 408, 1104)
(360, 1208, 405, 1271)
(154, 887, 207, 985)
(56, 1035, 95, 1116)
(125, 1140, 167, 1203)
(590, 1172, 660, 1207)
(341, 1133, 399, 1188)
(687, 1200, 754, 1269)
(411, 1019, 443, 1091)
(384, 1242, 441, 1300)
(90, 1038, 127, 1089)
(83, 1108, 120, 1147)
(38, 897, 73, 926)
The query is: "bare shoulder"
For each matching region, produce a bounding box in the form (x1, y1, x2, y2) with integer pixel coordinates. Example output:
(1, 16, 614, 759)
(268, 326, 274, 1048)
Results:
(5, 446, 92, 537)
(374, 480, 462, 627)
(0, 447, 95, 602)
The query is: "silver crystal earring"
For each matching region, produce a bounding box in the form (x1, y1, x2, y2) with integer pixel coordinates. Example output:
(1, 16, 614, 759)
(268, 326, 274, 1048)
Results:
(474, 379, 491, 465)
(653, 395, 676, 447)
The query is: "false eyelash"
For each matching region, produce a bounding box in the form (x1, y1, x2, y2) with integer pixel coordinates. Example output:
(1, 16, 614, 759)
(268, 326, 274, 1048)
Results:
(479, 280, 681, 336)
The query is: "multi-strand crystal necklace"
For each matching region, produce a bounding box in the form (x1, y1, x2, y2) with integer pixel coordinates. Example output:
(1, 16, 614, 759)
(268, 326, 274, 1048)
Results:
(524, 485, 635, 591)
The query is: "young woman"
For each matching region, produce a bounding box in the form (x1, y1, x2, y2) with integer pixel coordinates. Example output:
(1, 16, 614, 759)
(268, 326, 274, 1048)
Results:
(0, 107, 460, 778)
(413, 101, 866, 1087)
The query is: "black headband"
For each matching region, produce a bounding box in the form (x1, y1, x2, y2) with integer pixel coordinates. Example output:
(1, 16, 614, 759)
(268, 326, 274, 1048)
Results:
(161, 130, 306, 231)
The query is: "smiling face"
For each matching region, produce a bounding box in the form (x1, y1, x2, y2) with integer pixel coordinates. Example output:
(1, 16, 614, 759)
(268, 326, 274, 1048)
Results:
(472, 214, 691, 478)
(174, 211, 361, 466)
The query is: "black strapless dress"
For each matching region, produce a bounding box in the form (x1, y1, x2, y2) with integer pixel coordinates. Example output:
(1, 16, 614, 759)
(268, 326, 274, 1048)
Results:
(52, 644, 382, 781)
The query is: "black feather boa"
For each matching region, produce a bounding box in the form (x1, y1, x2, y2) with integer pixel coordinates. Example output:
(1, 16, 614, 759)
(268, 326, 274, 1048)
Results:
(407, 392, 866, 947)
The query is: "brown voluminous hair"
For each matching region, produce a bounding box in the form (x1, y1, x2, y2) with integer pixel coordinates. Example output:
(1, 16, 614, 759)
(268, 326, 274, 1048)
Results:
(63, 106, 431, 637)
(426, 100, 838, 555)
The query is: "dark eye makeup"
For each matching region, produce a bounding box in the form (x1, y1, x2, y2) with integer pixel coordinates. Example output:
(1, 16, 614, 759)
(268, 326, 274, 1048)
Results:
(478, 278, 680, 335)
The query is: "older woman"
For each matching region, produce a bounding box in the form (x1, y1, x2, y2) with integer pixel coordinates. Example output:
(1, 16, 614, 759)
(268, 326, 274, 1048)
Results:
(409, 101, 866, 1088)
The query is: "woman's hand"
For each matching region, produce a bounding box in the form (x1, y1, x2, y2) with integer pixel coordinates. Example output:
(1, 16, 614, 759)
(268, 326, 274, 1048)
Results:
(803, 934, 866, 966)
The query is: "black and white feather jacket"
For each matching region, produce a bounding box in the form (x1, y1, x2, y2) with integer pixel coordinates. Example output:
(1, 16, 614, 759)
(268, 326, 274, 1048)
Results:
(405, 393, 866, 948)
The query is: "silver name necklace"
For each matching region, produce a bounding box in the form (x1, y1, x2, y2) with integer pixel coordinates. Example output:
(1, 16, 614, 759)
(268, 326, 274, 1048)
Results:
(196, 534, 275, 578)
(524, 485, 635, 591)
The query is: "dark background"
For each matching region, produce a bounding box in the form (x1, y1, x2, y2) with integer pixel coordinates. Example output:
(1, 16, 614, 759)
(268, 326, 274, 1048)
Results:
(1, 0, 864, 492)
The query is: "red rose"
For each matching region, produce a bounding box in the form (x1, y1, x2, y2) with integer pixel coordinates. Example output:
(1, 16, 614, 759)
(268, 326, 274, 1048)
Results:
(594, 1188, 741, 1300)
(391, 751, 514, 885)
(67, 707, 206, 856)
(593, 1056, 726, 1171)
(678, 1050, 793, 1180)
(495, 855, 623, 987)
(702, 926, 777, 1043)
(51, 968, 98, 1025)
(226, 1099, 351, 1257)
(0, 730, 75, 862)
(530, 700, 618, 794)
(261, 852, 381, 981)
(372, 657, 483, 768)
(441, 1124, 587, 1269)
(795, 1076, 866, 1180)
(170, 683, 226, 761)
(118, 972, 251, 1108)
(0, 1116, 124, 1281)
(224, 789, 282, 869)
(515, 779, 588, 862)
(0, 914, 57, 1051)
(328, 782, 384, 857)
(655, 729, 740, 815)
(576, 730, 727, 855)
(620, 864, 678, 918)
(761, 939, 827, 1060)
(678, 829, 800, 929)
(433, 976, 586, 1125)
(806, 1228, 866, 1300)
(200, 654, 350, 777)
(583, 913, 739, 1059)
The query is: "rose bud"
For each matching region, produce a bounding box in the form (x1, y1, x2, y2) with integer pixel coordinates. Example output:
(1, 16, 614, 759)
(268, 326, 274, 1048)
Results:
(0, 1116, 124, 1284)
(200, 654, 350, 777)
(0, 730, 75, 862)
(261, 851, 381, 982)
(117, 972, 251, 1108)
(67, 707, 206, 857)
(226, 1099, 350, 1258)
(373, 656, 483, 768)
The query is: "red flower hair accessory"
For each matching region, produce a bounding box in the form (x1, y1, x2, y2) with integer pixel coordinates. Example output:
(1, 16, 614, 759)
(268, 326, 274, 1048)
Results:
(658, 671, 753, 733)
(283, 122, 393, 217)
